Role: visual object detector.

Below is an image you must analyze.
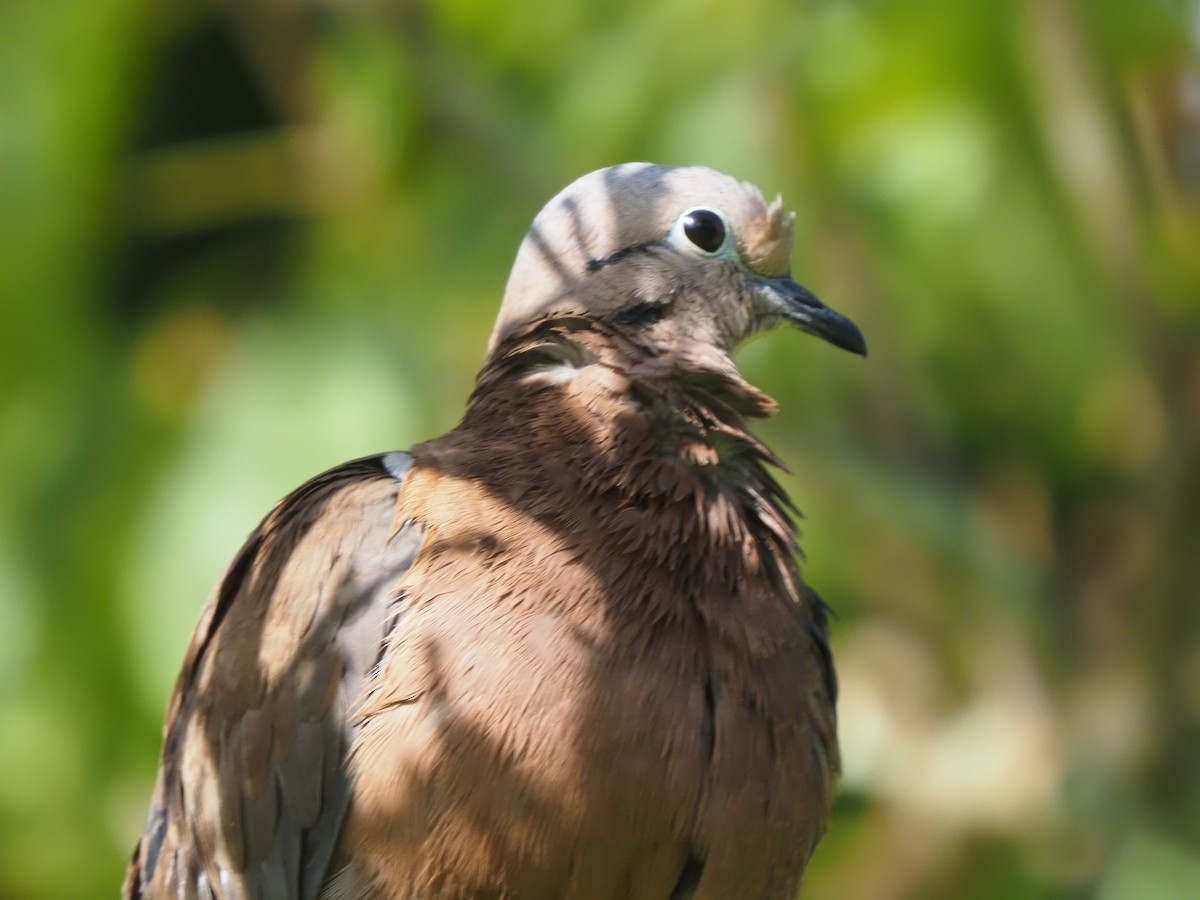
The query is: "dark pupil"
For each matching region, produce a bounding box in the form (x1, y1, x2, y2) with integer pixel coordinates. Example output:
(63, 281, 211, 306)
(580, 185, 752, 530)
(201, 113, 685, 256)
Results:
(682, 210, 725, 253)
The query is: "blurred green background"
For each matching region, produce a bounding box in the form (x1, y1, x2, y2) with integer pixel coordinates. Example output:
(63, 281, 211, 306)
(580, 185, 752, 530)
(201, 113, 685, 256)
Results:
(2, 0, 1198, 897)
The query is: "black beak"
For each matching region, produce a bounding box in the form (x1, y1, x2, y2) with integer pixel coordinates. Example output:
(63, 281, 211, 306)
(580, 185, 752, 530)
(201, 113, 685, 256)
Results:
(765, 277, 867, 357)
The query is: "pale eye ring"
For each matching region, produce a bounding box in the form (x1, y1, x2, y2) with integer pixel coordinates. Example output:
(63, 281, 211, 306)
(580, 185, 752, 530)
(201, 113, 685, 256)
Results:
(671, 206, 733, 257)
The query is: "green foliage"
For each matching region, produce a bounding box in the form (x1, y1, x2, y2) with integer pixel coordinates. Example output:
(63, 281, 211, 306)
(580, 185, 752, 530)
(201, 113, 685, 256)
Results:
(1, 0, 1197, 896)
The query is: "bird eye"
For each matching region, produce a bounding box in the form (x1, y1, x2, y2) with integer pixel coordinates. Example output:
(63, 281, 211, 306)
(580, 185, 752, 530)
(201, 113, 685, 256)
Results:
(680, 208, 728, 254)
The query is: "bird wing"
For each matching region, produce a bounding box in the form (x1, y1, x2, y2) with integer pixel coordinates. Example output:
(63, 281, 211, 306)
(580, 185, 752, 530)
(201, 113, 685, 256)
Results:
(124, 452, 423, 900)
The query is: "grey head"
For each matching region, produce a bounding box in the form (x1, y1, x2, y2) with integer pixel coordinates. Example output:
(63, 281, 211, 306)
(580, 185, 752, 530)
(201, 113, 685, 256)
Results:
(488, 163, 866, 373)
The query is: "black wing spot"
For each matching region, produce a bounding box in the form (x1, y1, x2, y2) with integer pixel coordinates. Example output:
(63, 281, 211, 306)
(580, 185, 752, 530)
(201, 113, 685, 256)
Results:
(138, 801, 168, 885)
(669, 850, 707, 899)
(700, 675, 717, 761)
(808, 615, 838, 705)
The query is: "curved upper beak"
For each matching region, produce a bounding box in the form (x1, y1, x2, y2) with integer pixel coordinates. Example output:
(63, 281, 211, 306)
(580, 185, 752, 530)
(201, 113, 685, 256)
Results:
(759, 276, 867, 357)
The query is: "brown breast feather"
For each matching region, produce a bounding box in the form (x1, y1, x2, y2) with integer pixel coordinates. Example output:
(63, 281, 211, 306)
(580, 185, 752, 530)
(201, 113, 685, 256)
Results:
(327, 322, 839, 899)
(124, 322, 838, 900)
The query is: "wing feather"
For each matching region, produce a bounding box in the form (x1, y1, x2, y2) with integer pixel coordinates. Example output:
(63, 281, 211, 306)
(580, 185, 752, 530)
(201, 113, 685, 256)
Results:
(125, 454, 424, 900)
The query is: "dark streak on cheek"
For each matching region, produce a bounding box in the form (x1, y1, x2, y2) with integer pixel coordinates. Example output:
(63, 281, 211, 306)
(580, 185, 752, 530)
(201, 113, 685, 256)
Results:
(586, 239, 663, 272)
(610, 299, 672, 328)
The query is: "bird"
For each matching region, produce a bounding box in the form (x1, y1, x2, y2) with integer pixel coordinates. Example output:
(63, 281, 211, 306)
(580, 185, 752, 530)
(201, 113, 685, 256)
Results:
(124, 162, 866, 900)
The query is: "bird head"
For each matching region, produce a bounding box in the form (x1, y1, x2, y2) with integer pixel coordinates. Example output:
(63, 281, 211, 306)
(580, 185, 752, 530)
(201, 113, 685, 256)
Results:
(489, 163, 866, 369)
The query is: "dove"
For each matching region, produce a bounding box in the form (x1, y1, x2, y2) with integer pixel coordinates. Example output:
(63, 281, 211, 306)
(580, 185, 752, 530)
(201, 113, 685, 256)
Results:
(125, 163, 865, 900)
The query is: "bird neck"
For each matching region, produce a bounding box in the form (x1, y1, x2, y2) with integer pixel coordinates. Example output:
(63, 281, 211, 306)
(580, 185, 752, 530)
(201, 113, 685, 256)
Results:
(467, 317, 781, 459)
(426, 318, 802, 594)
(474, 314, 780, 415)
